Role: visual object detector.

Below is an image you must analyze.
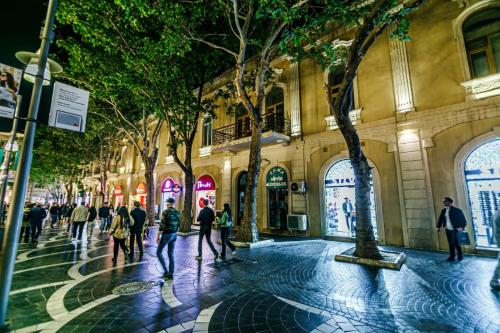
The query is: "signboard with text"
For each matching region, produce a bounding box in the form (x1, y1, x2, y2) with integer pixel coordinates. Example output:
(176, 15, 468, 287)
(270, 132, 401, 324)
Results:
(266, 166, 288, 189)
(48, 81, 89, 132)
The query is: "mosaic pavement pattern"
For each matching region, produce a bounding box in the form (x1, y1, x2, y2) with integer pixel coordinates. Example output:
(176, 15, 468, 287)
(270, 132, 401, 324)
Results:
(6, 223, 500, 333)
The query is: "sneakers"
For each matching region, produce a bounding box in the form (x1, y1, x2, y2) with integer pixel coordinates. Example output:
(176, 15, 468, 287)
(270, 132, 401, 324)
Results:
(195, 256, 203, 260)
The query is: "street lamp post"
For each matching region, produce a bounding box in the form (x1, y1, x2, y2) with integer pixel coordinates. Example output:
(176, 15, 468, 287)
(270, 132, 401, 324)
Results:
(0, 0, 61, 328)
(0, 95, 22, 225)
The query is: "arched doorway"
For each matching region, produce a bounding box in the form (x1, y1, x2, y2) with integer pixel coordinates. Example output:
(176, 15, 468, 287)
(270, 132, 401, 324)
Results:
(236, 171, 247, 226)
(464, 139, 499, 248)
(266, 166, 289, 230)
(324, 159, 377, 238)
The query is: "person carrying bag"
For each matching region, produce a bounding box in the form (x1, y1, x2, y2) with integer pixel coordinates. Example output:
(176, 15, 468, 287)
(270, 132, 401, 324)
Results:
(108, 206, 131, 262)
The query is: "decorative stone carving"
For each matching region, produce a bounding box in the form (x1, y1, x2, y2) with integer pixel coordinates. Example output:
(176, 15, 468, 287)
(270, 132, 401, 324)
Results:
(324, 109, 361, 131)
(198, 146, 212, 157)
(165, 155, 174, 164)
(461, 73, 500, 100)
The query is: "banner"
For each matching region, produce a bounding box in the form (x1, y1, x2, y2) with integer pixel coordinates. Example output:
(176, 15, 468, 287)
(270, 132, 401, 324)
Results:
(48, 81, 89, 132)
(0, 63, 22, 119)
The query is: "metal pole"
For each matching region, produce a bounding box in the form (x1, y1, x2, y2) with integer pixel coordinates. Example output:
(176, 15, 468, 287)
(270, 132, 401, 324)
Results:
(0, 95, 22, 225)
(0, 0, 57, 327)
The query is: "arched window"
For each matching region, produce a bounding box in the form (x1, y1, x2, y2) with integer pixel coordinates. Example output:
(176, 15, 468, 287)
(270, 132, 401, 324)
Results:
(201, 116, 212, 147)
(463, 8, 500, 78)
(328, 67, 353, 113)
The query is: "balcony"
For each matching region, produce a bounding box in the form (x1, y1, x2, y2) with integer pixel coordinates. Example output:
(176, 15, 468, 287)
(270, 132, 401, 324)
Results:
(212, 112, 291, 152)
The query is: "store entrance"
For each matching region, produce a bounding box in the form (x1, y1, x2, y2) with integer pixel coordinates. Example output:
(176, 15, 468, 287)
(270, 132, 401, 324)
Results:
(236, 171, 247, 226)
(268, 188, 288, 229)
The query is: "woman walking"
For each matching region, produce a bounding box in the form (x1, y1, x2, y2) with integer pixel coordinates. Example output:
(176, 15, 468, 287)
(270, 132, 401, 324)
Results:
(108, 206, 130, 262)
(219, 203, 236, 259)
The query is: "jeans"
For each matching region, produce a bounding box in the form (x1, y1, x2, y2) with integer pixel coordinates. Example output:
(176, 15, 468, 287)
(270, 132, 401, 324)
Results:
(87, 221, 96, 239)
(113, 237, 127, 259)
(100, 218, 108, 231)
(72, 221, 86, 240)
(50, 214, 58, 227)
(30, 221, 42, 243)
(221, 227, 236, 256)
(157, 232, 177, 275)
(106, 216, 112, 231)
(445, 229, 463, 259)
(20, 225, 30, 243)
(66, 219, 72, 232)
(129, 229, 143, 258)
(198, 226, 218, 257)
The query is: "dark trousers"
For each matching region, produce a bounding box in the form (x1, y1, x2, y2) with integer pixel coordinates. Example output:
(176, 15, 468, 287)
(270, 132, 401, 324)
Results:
(198, 226, 218, 257)
(157, 232, 177, 274)
(66, 219, 72, 232)
(344, 213, 351, 230)
(113, 237, 127, 259)
(221, 227, 236, 256)
(20, 225, 30, 243)
(129, 229, 143, 258)
(72, 221, 85, 240)
(50, 214, 58, 227)
(30, 221, 42, 243)
(445, 229, 463, 259)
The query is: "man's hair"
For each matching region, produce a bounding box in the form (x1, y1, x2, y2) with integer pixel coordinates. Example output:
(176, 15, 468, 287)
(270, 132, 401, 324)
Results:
(204, 199, 209, 206)
(444, 197, 453, 204)
(81, 202, 85, 206)
(134, 201, 141, 208)
(166, 197, 175, 204)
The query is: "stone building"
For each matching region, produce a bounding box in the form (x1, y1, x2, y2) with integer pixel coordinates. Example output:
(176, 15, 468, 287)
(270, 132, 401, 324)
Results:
(85, 0, 500, 254)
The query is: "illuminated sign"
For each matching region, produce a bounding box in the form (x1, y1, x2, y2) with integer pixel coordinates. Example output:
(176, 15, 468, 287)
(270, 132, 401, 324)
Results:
(195, 175, 215, 191)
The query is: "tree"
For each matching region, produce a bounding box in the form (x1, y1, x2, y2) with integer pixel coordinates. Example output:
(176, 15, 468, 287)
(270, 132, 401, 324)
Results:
(281, 0, 424, 258)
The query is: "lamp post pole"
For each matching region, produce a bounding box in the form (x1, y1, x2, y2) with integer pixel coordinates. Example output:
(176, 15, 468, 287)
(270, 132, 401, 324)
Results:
(0, 0, 57, 328)
(0, 95, 22, 225)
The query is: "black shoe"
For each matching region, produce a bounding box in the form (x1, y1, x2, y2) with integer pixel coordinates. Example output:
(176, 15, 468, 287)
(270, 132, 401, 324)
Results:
(446, 257, 455, 262)
(111, 257, 117, 262)
(220, 254, 226, 260)
(457, 256, 463, 261)
(214, 253, 219, 261)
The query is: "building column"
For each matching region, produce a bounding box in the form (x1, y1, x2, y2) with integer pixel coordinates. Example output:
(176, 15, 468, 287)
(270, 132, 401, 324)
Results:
(389, 28, 415, 113)
(396, 128, 436, 249)
(289, 61, 302, 137)
(221, 155, 232, 208)
(291, 143, 306, 214)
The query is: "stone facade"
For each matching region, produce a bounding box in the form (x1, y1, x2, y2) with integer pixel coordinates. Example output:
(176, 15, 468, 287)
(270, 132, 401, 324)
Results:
(87, 0, 500, 252)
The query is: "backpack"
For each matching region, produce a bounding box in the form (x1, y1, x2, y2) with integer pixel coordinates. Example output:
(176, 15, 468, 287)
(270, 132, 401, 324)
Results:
(161, 208, 180, 233)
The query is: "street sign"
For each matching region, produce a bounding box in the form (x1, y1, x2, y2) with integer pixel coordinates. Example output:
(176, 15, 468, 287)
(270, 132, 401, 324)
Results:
(0, 63, 22, 119)
(48, 81, 89, 132)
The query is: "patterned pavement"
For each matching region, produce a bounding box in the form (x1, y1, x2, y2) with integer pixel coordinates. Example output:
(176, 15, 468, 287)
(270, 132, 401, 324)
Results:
(5, 223, 500, 333)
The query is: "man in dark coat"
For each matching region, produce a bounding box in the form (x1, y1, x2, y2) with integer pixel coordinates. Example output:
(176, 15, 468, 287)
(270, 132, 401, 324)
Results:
(195, 199, 219, 260)
(30, 203, 47, 245)
(436, 197, 467, 261)
(129, 201, 146, 260)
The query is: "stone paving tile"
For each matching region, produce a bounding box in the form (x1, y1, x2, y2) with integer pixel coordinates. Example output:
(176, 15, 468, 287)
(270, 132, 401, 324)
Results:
(6, 225, 500, 333)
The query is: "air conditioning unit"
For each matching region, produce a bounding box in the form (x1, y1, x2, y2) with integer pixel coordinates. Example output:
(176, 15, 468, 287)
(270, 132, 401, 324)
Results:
(287, 214, 308, 231)
(290, 180, 307, 193)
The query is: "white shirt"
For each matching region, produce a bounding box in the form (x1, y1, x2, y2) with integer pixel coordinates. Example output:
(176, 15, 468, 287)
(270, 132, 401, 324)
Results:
(445, 207, 453, 230)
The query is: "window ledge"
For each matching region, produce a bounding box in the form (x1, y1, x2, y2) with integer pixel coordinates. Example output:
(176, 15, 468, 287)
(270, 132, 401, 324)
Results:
(325, 109, 362, 131)
(461, 73, 500, 100)
(165, 155, 174, 164)
(199, 146, 212, 157)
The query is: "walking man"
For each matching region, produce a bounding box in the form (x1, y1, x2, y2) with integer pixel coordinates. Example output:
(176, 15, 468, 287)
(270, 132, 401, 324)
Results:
(86, 205, 98, 241)
(436, 197, 467, 261)
(49, 203, 60, 229)
(130, 201, 146, 261)
(342, 198, 353, 234)
(195, 199, 219, 260)
(71, 201, 88, 241)
(156, 198, 180, 279)
(30, 203, 47, 245)
(98, 202, 110, 233)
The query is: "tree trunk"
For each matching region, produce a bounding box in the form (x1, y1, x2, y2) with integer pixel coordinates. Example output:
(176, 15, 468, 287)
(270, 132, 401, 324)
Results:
(238, 121, 262, 243)
(65, 181, 74, 204)
(179, 168, 194, 233)
(335, 103, 382, 260)
(144, 160, 156, 226)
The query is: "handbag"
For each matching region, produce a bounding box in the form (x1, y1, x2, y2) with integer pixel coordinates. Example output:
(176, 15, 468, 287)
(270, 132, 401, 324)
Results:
(457, 231, 470, 245)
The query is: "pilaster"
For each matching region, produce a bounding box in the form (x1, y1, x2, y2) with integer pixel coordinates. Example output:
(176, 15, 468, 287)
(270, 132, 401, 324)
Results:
(291, 143, 306, 214)
(221, 155, 232, 207)
(389, 29, 415, 113)
(289, 61, 302, 137)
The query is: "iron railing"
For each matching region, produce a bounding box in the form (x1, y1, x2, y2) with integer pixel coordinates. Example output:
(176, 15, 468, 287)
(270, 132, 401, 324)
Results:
(212, 112, 290, 146)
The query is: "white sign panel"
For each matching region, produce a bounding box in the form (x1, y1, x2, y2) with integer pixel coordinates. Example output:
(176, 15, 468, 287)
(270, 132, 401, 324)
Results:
(48, 81, 89, 132)
(0, 63, 22, 119)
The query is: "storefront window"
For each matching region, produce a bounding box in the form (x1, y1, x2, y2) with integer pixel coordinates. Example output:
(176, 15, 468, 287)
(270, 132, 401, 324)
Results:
(136, 182, 147, 206)
(195, 175, 216, 219)
(465, 139, 499, 248)
(266, 166, 288, 230)
(324, 159, 377, 238)
(160, 177, 176, 214)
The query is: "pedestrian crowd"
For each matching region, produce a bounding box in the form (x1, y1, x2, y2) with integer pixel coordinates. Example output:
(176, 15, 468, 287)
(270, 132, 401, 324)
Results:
(16, 196, 499, 288)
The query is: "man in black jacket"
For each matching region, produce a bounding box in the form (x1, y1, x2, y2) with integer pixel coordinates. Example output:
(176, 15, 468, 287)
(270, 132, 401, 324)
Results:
(436, 197, 467, 261)
(30, 203, 47, 245)
(195, 199, 219, 260)
(130, 201, 146, 260)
